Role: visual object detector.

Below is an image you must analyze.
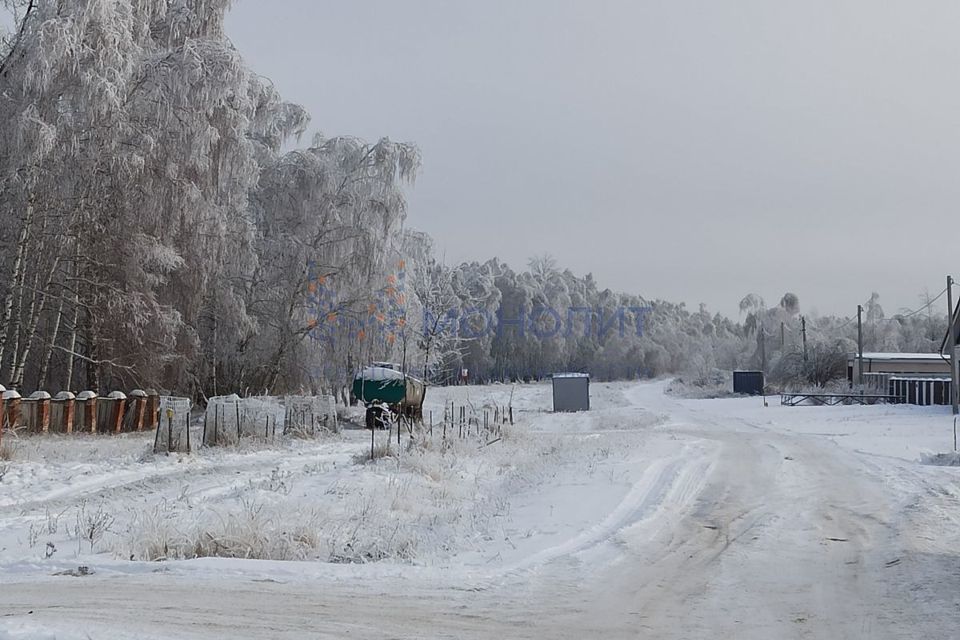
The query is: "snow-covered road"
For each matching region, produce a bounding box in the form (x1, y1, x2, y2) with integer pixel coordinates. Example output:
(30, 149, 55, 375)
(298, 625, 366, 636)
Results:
(3, 381, 960, 639)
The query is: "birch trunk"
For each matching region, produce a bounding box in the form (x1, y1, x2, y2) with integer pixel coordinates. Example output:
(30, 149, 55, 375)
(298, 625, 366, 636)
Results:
(84, 306, 100, 392)
(1, 218, 35, 385)
(37, 291, 64, 389)
(0, 201, 33, 375)
(13, 249, 64, 388)
(8, 262, 43, 387)
(63, 245, 81, 392)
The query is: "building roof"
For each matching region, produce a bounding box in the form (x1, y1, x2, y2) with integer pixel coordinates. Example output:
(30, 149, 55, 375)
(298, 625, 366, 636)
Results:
(852, 352, 948, 361)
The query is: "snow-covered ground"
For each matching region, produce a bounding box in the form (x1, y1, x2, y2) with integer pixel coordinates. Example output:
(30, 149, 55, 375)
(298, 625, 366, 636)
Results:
(2, 380, 960, 638)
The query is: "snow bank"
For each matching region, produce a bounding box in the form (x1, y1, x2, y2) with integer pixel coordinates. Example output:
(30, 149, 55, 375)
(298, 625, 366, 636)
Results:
(0, 621, 84, 640)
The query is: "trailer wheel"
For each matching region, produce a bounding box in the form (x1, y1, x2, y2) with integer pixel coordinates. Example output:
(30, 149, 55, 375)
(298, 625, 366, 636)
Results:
(366, 405, 388, 430)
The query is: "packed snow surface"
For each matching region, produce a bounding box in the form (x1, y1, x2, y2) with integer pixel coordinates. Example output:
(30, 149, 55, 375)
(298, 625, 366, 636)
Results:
(2, 380, 960, 638)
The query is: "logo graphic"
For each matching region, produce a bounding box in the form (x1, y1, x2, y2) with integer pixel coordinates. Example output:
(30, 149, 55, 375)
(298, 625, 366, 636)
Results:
(305, 259, 408, 351)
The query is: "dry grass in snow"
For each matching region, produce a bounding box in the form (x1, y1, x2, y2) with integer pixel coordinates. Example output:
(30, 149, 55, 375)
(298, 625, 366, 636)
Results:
(120, 425, 579, 565)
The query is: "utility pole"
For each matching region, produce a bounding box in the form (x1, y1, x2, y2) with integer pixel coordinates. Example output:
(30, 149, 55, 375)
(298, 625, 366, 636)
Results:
(948, 275, 958, 415)
(801, 316, 808, 364)
(857, 304, 864, 391)
(800, 316, 807, 364)
(758, 324, 766, 374)
(780, 322, 785, 350)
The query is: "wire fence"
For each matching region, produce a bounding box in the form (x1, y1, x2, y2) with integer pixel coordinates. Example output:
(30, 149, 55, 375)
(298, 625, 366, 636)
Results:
(154, 396, 192, 453)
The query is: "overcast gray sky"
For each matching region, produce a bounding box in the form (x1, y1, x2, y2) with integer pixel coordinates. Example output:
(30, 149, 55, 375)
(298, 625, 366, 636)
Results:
(226, 1, 960, 318)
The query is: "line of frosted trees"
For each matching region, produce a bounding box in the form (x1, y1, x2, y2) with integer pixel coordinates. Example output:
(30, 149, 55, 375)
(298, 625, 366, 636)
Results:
(434, 274, 949, 390)
(0, 0, 420, 399)
(0, 1, 947, 400)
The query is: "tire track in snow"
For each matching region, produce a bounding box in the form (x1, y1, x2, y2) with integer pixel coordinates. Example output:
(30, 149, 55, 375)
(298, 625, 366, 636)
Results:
(0, 442, 361, 532)
(498, 438, 718, 577)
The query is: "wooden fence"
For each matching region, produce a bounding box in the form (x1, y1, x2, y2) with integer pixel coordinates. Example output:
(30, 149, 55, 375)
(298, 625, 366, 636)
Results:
(0, 388, 161, 448)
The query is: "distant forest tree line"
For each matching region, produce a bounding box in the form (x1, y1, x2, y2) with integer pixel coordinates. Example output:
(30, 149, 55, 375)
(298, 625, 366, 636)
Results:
(0, 0, 949, 400)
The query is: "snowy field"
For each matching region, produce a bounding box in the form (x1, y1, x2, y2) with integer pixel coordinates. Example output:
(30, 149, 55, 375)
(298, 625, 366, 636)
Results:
(2, 380, 960, 638)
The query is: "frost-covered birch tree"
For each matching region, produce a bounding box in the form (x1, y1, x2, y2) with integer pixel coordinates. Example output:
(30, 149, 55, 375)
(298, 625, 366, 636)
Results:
(0, 0, 307, 392)
(409, 247, 466, 382)
(245, 135, 420, 395)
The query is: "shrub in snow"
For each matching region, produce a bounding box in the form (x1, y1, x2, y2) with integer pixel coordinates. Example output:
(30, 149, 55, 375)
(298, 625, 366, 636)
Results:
(353, 440, 395, 465)
(124, 498, 326, 562)
(74, 501, 115, 554)
(666, 375, 739, 399)
(0, 440, 17, 461)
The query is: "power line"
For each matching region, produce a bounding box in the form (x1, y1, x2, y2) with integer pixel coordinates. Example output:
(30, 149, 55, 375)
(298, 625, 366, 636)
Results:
(894, 286, 948, 320)
(810, 313, 858, 333)
(806, 289, 950, 335)
(826, 296, 875, 331)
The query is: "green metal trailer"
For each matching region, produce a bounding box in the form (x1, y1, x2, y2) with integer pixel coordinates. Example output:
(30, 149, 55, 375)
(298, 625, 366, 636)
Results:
(352, 366, 426, 429)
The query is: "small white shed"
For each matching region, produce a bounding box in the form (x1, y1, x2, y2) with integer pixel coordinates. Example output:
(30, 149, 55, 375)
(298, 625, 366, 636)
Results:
(552, 373, 590, 412)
